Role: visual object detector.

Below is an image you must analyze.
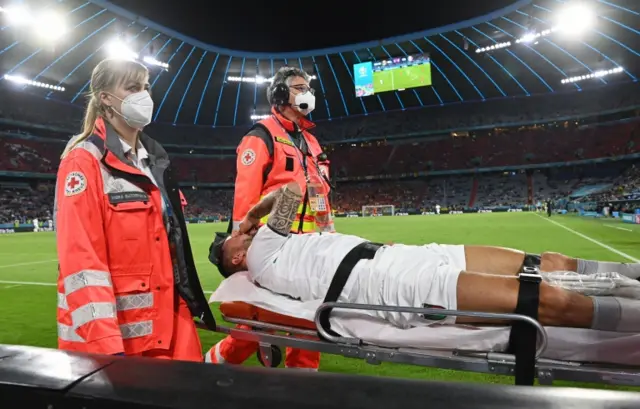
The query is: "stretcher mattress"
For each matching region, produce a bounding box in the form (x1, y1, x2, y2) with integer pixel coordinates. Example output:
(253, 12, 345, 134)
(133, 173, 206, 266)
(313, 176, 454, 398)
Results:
(210, 272, 640, 366)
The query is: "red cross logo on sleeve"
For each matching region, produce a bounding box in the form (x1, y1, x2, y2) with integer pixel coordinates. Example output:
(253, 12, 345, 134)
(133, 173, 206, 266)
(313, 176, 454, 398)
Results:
(67, 176, 80, 190)
(64, 171, 87, 196)
(241, 149, 256, 166)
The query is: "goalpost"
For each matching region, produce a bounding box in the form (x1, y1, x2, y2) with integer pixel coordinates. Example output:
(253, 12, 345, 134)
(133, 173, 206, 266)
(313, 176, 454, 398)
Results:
(362, 205, 395, 217)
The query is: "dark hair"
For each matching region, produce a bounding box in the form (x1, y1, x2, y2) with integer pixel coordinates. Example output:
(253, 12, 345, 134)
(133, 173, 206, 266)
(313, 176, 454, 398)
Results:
(266, 66, 311, 104)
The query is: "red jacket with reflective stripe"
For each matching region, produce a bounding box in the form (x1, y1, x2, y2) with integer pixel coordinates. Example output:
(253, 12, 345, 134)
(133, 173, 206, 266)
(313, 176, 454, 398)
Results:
(55, 118, 208, 356)
(232, 108, 331, 233)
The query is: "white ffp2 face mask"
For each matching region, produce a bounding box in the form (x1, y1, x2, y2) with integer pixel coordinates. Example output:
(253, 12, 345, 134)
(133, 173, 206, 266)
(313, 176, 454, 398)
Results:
(293, 91, 315, 116)
(109, 90, 154, 129)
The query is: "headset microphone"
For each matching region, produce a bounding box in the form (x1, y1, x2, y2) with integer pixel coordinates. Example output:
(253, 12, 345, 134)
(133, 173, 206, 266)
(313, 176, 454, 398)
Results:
(298, 103, 309, 109)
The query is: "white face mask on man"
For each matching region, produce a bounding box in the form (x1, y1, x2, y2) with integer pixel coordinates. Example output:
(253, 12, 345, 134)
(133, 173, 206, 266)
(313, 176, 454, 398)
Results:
(107, 90, 154, 129)
(293, 91, 315, 116)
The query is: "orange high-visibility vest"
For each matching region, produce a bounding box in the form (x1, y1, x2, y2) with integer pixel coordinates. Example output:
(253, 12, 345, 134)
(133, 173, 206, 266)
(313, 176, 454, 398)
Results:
(257, 115, 328, 233)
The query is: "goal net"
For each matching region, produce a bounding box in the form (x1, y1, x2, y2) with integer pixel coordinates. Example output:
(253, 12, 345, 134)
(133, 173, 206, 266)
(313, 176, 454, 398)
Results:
(362, 205, 395, 217)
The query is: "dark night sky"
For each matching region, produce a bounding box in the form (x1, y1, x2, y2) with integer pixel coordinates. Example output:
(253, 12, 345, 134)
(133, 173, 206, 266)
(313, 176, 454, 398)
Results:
(109, 0, 518, 52)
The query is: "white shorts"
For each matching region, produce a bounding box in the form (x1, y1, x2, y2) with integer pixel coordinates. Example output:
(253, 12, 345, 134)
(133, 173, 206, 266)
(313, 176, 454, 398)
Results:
(345, 243, 466, 329)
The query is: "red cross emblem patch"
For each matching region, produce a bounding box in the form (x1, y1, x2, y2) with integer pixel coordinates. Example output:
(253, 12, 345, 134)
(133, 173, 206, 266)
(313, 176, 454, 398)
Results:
(241, 149, 256, 166)
(64, 171, 87, 197)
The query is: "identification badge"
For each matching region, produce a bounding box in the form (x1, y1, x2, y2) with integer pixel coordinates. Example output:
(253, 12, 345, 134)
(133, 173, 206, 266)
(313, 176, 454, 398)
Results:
(309, 194, 327, 212)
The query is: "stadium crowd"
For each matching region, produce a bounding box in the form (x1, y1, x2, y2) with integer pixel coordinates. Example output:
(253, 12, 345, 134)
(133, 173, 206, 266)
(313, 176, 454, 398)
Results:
(2, 117, 637, 182)
(0, 83, 639, 223)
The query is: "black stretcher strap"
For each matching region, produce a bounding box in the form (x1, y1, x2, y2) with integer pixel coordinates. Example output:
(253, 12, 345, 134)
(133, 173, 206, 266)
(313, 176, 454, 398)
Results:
(507, 270, 542, 386)
(318, 241, 381, 338)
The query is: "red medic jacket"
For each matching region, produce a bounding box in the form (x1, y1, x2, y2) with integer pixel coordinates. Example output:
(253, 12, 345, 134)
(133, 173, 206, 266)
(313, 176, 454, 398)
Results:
(54, 117, 214, 355)
(231, 107, 332, 233)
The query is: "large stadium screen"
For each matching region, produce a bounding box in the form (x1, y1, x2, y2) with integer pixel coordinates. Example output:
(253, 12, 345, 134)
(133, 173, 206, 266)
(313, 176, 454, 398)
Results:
(354, 53, 432, 97)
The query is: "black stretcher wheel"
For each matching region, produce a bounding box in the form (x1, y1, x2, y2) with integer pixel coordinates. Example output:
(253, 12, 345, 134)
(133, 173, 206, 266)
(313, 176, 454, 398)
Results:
(257, 345, 282, 368)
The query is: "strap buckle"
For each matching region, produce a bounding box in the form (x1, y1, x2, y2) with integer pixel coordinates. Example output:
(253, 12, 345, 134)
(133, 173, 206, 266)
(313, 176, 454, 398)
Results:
(520, 268, 542, 282)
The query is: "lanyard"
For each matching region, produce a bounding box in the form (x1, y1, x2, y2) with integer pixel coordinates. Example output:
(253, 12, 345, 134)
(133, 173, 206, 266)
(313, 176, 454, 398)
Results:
(274, 115, 309, 179)
(286, 132, 308, 176)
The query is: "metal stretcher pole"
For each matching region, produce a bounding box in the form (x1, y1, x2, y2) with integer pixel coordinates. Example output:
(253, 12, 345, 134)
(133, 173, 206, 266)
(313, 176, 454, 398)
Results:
(314, 303, 549, 359)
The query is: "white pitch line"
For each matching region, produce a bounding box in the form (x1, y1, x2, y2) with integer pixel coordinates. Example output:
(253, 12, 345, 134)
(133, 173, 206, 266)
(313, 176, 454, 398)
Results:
(0, 279, 214, 294)
(604, 225, 633, 232)
(0, 280, 54, 287)
(0, 259, 58, 269)
(535, 214, 640, 263)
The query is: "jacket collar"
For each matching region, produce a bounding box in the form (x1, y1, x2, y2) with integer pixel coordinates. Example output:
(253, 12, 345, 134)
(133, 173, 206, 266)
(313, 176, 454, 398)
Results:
(271, 106, 315, 132)
(92, 117, 170, 177)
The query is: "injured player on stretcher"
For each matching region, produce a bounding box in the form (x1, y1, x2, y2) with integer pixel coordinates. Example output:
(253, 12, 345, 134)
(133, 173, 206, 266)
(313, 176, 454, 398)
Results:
(209, 182, 640, 333)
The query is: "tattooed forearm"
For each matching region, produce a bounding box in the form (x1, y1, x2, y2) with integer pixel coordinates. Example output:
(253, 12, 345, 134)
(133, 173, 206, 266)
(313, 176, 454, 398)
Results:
(247, 189, 280, 221)
(267, 183, 303, 235)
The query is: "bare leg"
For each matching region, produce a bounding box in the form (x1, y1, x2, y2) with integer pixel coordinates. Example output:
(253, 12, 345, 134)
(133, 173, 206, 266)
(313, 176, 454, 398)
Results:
(540, 252, 578, 272)
(542, 252, 640, 279)
(464, 246, 525, 276)
(465, 246, 585, 275)
(454, 271, 594, 328)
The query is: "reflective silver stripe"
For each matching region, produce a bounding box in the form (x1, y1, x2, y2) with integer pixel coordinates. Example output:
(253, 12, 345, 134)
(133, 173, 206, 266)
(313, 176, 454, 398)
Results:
(58, 320, 154, 342)
(214, 342, 226, 363)
(59, 293, 154, 312)
(115, 293, 154, 311)
(57, 292, 68, 310)
(57, 323, 85, 343)
(64, 270, 112, 296)
(71, 302, 117, 328)
(120, 320, 153, 339)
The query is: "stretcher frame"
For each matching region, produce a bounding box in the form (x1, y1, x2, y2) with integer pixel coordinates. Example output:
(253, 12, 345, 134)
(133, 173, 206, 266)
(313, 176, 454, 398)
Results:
(197, 302, 640, 387)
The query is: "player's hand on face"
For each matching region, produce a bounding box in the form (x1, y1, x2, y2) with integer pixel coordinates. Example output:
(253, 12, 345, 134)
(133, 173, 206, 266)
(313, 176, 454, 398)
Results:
(238, 214, 260, 235)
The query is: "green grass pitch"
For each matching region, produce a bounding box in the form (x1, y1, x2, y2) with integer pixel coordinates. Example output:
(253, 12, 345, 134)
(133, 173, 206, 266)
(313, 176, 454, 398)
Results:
(1, 212, 639, 390)
(394, 64, 432, 90)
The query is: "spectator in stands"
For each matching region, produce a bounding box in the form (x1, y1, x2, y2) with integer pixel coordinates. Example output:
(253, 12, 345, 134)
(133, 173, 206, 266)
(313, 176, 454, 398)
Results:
(55, 59, 212, 361)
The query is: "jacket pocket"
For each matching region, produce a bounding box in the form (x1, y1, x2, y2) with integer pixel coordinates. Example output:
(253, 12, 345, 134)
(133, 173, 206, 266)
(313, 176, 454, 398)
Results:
(107, 200, 152, 239)
(107, 201, 153, 266)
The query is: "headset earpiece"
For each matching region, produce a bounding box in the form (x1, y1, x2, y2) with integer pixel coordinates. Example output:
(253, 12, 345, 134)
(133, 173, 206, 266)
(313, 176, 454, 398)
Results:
(270, 82, 290, 106)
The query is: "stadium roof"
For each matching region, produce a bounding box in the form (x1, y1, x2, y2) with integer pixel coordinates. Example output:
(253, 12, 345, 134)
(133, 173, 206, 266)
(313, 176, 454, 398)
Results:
(0, 0, 638, 129)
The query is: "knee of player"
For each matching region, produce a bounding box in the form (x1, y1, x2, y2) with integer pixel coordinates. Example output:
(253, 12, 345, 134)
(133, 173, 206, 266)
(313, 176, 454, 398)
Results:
(537, 283, 571, 326)
(540, 252, 577, 272)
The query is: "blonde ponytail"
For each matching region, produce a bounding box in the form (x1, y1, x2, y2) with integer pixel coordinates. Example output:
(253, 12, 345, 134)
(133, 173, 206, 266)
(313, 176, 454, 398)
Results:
(61, 96, 101, 158)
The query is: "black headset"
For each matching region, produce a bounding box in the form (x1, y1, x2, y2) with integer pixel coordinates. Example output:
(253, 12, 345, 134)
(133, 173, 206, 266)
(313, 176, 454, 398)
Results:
(268, 68, 300, 106)
(269, 82, 290, 106)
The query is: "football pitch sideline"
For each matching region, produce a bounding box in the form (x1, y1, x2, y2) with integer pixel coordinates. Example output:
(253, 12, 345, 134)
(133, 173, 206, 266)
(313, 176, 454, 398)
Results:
(0, 212, 638, 390)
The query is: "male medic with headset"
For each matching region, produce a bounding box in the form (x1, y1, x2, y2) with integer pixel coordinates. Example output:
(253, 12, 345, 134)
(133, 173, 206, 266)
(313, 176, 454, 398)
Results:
(204, 66, 334, 370)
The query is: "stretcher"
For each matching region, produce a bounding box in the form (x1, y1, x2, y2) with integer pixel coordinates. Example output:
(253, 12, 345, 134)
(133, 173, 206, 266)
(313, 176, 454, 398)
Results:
(199, 273, 640, 387)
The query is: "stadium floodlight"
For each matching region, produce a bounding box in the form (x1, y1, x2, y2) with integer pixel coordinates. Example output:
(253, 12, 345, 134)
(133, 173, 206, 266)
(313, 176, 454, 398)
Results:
(0, 5, 30, 27)
(250, 114, 270, 120)
(3, 74, 65, 92)
(228, 75, 317, 84)
(143, 56, 170, 70)
(475, 41, 512, 54)
(556, 3, 595, 36)
(105, 39, 138, 61)
(33, 11, 67, 40)
(561, 66, 624, 84)
(515, 27, 557, 44)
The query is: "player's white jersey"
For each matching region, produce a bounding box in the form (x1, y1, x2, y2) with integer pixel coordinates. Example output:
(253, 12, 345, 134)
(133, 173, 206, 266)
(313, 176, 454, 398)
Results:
(247, 226, 366, 302)
(246, 226, 465, 328)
